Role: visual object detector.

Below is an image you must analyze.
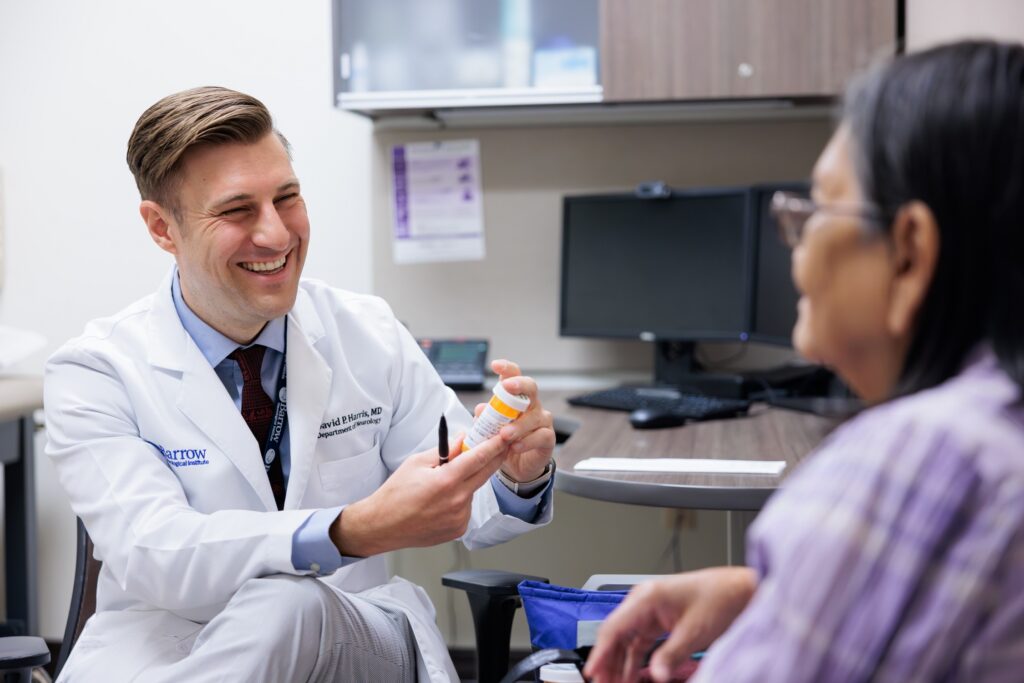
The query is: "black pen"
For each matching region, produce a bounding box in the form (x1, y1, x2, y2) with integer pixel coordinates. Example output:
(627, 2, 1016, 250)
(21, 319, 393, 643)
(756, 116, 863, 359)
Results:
(438, 414, 449, 465)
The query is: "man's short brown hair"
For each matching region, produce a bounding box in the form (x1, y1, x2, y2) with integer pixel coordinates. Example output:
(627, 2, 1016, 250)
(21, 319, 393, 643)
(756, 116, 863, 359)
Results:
(126, 86, 286, 216)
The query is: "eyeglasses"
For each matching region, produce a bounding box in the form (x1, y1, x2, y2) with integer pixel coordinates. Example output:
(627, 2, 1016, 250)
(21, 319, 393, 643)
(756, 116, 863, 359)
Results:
(770, 191, 888, 249)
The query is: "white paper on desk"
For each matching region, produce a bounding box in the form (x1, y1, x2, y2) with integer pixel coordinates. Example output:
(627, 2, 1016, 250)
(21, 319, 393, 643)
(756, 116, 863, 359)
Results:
(0, 325, 46, 370)
(575, 458, 786, 475)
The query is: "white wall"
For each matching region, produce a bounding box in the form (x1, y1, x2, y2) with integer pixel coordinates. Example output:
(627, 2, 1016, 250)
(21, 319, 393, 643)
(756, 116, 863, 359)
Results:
(0, 0, 373, 639)
(0, 0, 373, 375)
(907, 0, 1024, 50)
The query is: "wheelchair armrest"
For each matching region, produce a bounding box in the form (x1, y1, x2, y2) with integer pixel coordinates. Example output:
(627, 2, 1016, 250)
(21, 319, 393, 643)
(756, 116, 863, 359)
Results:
(581, 573, 666, 591)
(0, 636, 50, 674)
(442, 570, 549, 683)
(442, 569, 549, 596)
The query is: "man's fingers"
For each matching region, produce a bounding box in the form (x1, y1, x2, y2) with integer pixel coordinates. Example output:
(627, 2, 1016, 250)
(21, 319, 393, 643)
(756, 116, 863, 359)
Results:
(408, 449, 440, 467)
(473, 402, 485, 418)
(501, 374, 537, 401)
(462, 435, 514, 490)
(506, 428, 555, 456)
(500, 408, 551, 443)
(444, 433, 466, 463)
(492, 358, 521, 379)
(445, 434, 506, 482)
(465, 449, 508, 492)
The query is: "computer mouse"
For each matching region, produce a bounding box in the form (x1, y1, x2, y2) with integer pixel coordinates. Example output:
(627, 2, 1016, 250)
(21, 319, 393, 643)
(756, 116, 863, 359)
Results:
(629, 408, 688, 430)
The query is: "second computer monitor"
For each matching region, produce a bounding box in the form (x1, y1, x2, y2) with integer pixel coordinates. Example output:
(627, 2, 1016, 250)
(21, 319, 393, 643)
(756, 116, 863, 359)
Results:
(749, 182, 810, 345)
(560, 188, 752, 342)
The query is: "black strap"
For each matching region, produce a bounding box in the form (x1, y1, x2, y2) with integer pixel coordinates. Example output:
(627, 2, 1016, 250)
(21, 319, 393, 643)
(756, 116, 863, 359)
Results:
(259, 329, 288, 474)
(498, 649, 583, 683)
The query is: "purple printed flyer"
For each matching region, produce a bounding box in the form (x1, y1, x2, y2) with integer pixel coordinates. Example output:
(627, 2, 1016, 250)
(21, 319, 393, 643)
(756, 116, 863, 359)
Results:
(390, 139, 485, 264)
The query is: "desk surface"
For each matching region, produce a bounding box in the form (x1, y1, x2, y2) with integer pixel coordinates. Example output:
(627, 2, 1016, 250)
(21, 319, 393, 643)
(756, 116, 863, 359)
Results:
(460, 387, 837, 511)
(0, 376, 43, 423)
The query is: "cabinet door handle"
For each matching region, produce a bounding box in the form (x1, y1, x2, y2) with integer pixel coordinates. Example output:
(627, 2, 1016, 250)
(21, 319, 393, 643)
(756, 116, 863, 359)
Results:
(737, 62, 754, 78)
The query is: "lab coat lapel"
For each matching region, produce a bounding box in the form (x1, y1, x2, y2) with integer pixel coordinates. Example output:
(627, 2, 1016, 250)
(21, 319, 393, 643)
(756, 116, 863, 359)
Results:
(178, 349, 278, 510)
(146, 269, 278, 511)
(284, 289, 332, 508)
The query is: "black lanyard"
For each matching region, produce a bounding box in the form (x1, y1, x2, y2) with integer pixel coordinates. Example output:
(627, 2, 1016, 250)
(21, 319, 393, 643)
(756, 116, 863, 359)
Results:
(260, 337, 288, 472)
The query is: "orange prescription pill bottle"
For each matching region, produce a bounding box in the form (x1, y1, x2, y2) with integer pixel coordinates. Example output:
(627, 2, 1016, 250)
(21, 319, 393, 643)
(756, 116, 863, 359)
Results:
(462, 382, 531, 452)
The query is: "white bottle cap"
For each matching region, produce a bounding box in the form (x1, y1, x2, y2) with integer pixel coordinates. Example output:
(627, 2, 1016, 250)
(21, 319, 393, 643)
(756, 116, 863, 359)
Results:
(493, 381, 531, 413)
(538, 663, 585, 683)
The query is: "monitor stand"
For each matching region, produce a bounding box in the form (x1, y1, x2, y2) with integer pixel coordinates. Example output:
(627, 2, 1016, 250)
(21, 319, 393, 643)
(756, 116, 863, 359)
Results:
(652, 341, 836, 400)
(653, 341, 751, 399)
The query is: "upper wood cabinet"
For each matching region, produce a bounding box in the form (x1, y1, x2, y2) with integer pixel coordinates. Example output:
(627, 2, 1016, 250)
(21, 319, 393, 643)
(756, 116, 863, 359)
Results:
(333, 0, 900, 121)
(600, 0, 899, 102)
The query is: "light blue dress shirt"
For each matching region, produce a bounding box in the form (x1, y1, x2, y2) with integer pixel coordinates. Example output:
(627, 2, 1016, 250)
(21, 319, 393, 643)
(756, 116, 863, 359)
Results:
(170, 273, 551, 574)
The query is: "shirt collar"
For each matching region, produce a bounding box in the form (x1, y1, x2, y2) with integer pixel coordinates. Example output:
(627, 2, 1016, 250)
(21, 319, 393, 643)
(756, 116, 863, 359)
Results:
(170, 269, 286, 367)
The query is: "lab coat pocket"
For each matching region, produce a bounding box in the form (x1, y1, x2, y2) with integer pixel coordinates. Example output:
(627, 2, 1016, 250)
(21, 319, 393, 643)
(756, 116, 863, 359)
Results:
(317, 436, 383, 493)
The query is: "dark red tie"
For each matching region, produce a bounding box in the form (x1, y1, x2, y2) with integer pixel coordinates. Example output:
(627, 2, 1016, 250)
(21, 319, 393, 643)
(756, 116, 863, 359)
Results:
(230, 345, 286, 510)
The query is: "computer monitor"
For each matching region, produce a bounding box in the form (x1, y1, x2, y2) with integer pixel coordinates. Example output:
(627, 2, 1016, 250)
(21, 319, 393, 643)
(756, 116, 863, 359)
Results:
(560, 187, 752, 386)
(748, 182, 810, 345)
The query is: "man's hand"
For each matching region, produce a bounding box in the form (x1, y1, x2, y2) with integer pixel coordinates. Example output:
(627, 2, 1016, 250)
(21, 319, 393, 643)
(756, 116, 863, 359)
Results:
(476, 359, 555, 483)
(584, 567, 757, 683)
(330, 433, 509, 557)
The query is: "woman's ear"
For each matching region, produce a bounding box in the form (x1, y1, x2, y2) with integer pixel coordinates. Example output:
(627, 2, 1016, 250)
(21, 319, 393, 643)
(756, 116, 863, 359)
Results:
(140, 200, 178, 255)
(887, 201, 940, 339)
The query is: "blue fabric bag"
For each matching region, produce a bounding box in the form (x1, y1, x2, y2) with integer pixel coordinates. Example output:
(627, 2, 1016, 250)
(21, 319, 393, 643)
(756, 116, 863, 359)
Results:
(517, 580, 628, 650)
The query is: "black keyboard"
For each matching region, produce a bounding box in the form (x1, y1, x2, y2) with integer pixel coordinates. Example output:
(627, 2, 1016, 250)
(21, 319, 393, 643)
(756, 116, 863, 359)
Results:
(568, 386, 751, 420)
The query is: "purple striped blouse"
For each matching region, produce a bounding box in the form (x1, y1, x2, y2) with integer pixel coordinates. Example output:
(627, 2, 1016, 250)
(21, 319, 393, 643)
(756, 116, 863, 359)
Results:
(692, 349, 1024, 682)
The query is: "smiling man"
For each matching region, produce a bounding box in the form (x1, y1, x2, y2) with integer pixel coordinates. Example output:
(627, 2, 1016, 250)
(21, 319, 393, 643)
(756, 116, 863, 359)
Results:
(144, 131, 310, 343)
(44, 87, 556, 682)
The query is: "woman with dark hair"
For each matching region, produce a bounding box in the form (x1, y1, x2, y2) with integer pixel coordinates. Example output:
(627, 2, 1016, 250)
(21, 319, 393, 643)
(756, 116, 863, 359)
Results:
(585, 40, 1024, 683)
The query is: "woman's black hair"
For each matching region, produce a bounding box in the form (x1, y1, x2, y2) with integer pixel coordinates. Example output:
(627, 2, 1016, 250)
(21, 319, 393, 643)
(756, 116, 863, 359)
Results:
(842, 40, 1024, 396)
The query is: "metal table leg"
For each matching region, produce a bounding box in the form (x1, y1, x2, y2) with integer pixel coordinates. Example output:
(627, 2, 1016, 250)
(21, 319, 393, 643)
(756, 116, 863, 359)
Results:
(3, 416, 39, 635)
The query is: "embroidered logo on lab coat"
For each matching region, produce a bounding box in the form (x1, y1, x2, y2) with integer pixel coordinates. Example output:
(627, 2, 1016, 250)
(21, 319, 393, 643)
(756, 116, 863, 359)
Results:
(318, 407, 383, 439)
(153, 443, 210, 467)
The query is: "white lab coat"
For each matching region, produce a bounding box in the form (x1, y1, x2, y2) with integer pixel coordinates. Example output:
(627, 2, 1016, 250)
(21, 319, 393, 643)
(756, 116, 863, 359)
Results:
(45, 270, 551, 681)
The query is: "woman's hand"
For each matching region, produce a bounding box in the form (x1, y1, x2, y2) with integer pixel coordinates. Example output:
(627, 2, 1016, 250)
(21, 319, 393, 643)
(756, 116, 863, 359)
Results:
(584, 567, 758, 683)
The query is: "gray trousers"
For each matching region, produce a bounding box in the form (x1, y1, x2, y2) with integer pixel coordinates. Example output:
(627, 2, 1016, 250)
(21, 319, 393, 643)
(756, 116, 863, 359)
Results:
(146, 575, 418, 683)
